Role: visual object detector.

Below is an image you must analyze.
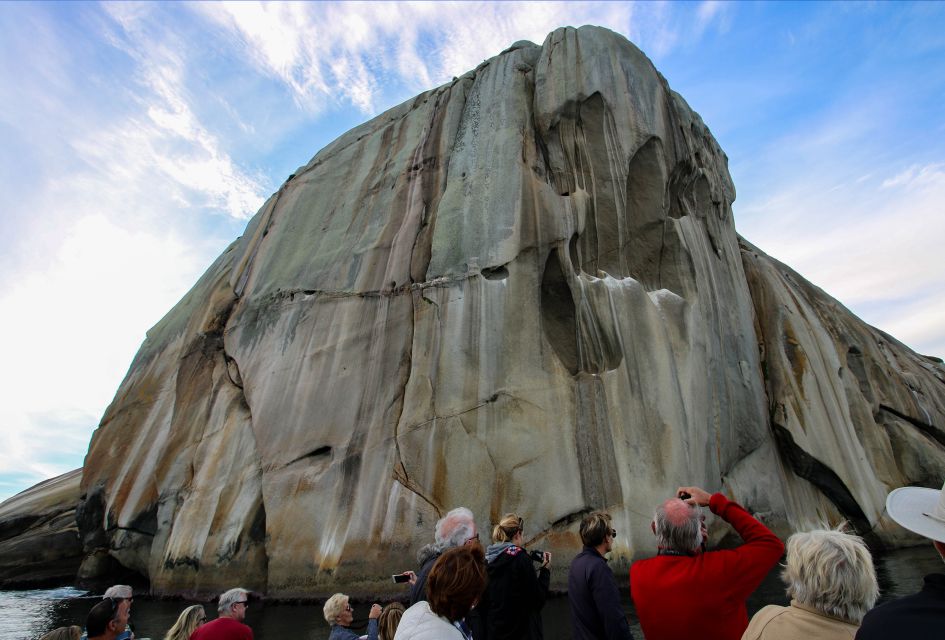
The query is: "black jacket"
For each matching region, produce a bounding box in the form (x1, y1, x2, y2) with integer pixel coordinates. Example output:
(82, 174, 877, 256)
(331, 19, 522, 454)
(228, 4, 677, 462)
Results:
(409, 548, 440, 605)
(856, 573, 945, 639)
(483, 545, 550, 640)
(567, 546, 634, 640)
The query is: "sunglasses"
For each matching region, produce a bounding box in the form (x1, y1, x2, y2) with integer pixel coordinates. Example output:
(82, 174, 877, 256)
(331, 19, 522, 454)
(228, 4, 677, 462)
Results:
(609, 528, 618, 538)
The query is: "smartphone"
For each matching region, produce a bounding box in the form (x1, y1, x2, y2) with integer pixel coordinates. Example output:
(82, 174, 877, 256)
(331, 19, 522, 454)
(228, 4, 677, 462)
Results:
(392, 573, 411, 583)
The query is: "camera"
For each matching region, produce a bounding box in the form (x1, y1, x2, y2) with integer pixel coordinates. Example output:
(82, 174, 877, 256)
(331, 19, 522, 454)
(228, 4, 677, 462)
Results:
(392, 573, 411, 583)
(528, 549, 545, 563)
(678, 491, 692, 501)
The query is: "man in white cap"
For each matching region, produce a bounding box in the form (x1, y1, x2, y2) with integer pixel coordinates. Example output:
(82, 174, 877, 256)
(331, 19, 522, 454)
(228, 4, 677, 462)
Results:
(855, 480, 945, 638)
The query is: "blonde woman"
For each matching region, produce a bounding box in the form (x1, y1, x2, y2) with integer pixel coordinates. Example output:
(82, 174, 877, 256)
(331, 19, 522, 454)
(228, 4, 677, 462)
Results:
(378, 602, 406, 640)
(323, 593, 382, 640)
(163, 604, 206, 640)
(483, 513, 551, 640)
(741, 527, 879, 639)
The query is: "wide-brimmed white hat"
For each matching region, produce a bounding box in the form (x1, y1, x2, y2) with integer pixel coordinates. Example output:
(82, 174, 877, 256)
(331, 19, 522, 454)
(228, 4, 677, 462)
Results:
(886, 481, 945, 543)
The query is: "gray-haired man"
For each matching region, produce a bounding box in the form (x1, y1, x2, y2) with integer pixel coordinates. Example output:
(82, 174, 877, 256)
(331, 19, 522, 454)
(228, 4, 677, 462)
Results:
(190, 587, 253, 640)
(408, 506, 480, 605)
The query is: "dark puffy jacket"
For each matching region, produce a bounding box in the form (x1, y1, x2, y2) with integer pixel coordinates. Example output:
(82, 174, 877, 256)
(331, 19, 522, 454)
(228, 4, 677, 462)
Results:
(483, 545, 550, 640)
(568, 546, 634, 640)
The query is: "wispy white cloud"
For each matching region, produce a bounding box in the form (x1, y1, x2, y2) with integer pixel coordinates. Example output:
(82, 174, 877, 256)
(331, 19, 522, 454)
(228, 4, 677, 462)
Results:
(102, 2, 267, 220)
(196, 1, 645, 114)
(881, 162, 945, 190)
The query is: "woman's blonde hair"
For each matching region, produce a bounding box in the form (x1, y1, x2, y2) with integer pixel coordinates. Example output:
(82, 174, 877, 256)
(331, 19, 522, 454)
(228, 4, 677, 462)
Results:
(492, 513, 523, 543)
(782, 526, 879, 623)
(378, 602, 405, 640)
(163, 605, 205, 640)
(323, 593, 349, 624)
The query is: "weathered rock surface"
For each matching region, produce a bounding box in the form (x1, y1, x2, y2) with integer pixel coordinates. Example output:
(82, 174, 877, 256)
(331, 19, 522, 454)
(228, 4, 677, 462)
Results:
(5, 25, 941, 596)
(0, 469, 83, 588)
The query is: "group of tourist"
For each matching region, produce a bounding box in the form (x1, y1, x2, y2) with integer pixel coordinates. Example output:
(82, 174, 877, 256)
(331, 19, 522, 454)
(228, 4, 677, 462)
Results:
(38, 480, 945, 640)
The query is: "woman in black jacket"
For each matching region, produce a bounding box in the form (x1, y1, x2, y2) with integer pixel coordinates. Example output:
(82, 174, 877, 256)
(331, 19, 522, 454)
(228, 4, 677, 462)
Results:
(483, 513, 551, 640)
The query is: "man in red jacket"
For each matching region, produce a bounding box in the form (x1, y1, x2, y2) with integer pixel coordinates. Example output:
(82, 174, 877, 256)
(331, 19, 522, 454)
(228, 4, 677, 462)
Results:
(190, 588, 253, 640)
(629, 485, 784, 640)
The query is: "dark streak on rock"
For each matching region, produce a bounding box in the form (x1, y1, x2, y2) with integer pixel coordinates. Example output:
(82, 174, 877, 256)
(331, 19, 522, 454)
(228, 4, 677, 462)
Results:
(771, 422, 880, 547)
(879, 404, 945, 448)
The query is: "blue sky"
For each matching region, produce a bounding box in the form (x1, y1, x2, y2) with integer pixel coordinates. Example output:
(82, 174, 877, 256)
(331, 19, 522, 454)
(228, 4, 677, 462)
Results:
(1, 1, 943, 502)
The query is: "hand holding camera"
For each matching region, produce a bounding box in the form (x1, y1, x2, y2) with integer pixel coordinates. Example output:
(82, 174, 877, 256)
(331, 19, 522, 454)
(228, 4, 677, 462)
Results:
(528, 549, 551, 568)
(677, 486, 712, 507)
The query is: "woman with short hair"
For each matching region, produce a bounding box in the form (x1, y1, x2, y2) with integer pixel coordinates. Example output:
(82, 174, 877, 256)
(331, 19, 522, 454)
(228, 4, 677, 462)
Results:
(394, 545, 488, 640)
(741, 527, 879, 639)
(163, 604, 205, 640)
(323, 593, 381, 640)
(483, 513, 551, 640)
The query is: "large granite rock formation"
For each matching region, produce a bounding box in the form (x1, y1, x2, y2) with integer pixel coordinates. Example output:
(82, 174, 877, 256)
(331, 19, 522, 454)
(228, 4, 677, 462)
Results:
(4, 26, 942, 596)
(0, 469, 83, 588)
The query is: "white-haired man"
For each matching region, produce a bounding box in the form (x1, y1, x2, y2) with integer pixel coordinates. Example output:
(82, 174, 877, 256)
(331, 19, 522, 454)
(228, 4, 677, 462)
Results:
(856, 480, 945, 638)
(190, 587, 253, 640)
(629, 485, 784, 640)
(408, 506, 480, 605)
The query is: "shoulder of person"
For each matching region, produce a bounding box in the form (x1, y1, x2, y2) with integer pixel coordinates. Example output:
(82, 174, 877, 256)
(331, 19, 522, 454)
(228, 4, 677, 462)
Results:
(504, 545, 524, 556)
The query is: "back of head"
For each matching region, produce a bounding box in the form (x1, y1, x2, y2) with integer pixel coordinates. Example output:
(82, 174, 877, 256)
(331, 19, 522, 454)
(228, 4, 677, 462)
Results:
(39, 626, 82, 640)
(653, 498, 701, 552)
(102, 585, 133, 600)
(378, 602, 405, 640)
(427, 544, 487, 622)
(580, 511, 612, 548)
(163, 604, 205, 640)
(492, 513, 522, 543)
(86, 600, 118, 637)
(218, 587, 248, 616)
(783, 527, 878, 624)
(435, 506, 476, 550)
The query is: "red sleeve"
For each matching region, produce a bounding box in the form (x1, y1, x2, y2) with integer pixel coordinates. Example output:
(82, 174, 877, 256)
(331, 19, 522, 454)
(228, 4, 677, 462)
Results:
(709, 492, 784, 600)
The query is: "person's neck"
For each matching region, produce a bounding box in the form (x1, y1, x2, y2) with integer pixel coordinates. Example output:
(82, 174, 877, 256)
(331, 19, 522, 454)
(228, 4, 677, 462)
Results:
(592, 543, 609, 556)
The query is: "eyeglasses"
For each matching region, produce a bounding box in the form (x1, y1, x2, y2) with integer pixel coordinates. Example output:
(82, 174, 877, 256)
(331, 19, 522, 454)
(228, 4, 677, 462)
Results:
(465, 533, 480, 544)
(236, 600, 248, 607)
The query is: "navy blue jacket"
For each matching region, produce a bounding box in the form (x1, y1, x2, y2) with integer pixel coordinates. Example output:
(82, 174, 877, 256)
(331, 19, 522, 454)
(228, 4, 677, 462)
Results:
(567, 546, 634, 640)
(856, 573, 945, 639)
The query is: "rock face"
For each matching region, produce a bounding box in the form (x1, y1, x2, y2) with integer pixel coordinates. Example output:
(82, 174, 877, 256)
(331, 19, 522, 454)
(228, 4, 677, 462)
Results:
(0, 469, 83, 588)
(57, 26, 945, 597)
